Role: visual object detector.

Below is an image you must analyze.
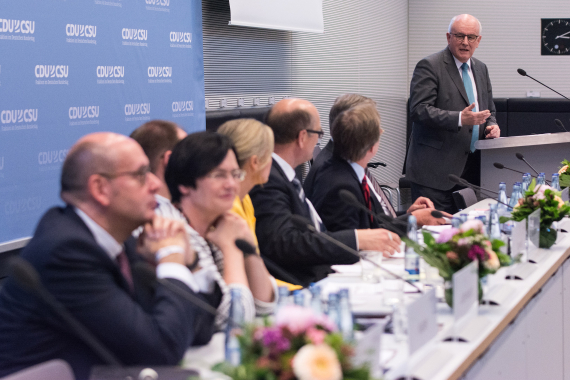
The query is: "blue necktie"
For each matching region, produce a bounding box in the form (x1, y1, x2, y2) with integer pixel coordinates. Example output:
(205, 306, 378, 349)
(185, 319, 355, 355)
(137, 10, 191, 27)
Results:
(461, 62, 479, 152)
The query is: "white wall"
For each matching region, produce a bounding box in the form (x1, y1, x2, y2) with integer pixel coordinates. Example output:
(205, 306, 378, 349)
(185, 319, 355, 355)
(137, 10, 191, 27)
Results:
(409, 0, 570, 98)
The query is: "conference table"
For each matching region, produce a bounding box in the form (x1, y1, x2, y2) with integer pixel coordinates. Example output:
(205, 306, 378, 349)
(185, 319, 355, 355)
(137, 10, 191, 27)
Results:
(184, 198, 570, 380)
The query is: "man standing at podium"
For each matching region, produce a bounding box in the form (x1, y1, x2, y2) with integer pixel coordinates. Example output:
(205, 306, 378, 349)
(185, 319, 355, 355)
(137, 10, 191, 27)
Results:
(405, 14, 500, 213)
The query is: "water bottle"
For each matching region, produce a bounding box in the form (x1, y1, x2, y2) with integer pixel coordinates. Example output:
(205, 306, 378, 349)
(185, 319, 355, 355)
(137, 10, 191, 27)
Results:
(487, 204, 501, 240)
(293, 289, 305, 307)
(552, 173, 561, 191)
(225, 288, 244, 366)
(497, 182, 508, 213)
(338, 289, 354, 341)
(508, 182, 521, 211)
(405, 215, 419, 282)
(327, 293, 341, 330)
(537, 173, 545, 186)
(275, 286, 289, 314)
(475, 215, 487, 225)
(460, 213, 468, 223)
(309, 284, 323, 315)
(451, 217, 461, 228)
(522, 173, 531, 193)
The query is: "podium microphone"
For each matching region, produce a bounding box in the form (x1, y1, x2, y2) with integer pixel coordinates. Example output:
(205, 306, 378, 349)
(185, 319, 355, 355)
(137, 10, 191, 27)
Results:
(290, 215, 422, 293)
(9, 257, 122, 366)
(555, 119, 569, 132)
(493, 162, 529, 176)
(517, 69, 570, 101)
(514, 153, 551, 185)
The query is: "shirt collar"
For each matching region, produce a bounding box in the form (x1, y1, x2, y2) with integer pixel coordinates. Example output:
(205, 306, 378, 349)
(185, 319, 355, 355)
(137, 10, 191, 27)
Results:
(272, 153, 296, 182)
(349, 161, 366, 182)
(74, 207, 123, 260)
(454, 56, 472, 71)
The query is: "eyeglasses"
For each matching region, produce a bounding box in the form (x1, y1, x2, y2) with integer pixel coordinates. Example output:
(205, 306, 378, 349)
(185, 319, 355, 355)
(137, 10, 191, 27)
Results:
(305, 129, 324, 137)
(98, 165, 151, 186)
(205, 169, 246, 182)
(451, 33, 479, 43)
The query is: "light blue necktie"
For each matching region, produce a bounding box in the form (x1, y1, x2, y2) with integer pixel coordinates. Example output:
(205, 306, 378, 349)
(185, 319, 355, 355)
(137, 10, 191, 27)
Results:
(461, 62, 479, 152)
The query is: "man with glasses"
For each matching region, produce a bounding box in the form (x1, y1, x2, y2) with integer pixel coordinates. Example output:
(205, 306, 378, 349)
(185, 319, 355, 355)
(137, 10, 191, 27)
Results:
(250, 98, 402, 286)
(405, 14, 500, 214)
(0, 132, 220, 379)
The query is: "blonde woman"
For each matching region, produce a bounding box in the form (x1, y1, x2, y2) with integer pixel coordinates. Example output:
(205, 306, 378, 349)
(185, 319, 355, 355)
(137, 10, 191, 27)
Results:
(218, 118, 301, 291)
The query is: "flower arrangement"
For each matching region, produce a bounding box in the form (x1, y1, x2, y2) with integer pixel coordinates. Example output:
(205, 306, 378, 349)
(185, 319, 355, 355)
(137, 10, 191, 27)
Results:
(501, 179, 570, 248)
(558, 159, 570, 189)
(404, 220, 510, 307)
(212, 305, 375, 380)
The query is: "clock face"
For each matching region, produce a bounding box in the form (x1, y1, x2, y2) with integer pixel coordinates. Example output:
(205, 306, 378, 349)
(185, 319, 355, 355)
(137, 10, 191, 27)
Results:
(542, 18, 570, 55)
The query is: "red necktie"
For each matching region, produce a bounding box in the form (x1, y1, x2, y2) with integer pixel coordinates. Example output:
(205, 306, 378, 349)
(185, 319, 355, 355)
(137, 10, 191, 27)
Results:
(116, 249, 134, 294)
(361, 176, 373, 223)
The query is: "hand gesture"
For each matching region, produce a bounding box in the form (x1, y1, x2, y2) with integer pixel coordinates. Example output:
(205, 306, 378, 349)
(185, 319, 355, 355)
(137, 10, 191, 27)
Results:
(461, 103, 490, 126)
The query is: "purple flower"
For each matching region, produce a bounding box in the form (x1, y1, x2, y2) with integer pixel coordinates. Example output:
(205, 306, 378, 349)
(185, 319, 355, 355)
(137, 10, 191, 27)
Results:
(467, 244, 486, 261)
(436, 228, 459, 243)
(261, 327, 291, 352)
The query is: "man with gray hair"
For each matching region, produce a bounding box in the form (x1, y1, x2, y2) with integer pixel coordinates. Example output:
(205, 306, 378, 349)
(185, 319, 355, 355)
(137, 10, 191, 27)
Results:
(405, 14, 500, 213)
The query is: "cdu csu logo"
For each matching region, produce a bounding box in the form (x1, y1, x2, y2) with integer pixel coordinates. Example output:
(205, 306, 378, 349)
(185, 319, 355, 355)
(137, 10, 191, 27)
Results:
(35, 65, 69, 78)
(1, 109, 38, 124)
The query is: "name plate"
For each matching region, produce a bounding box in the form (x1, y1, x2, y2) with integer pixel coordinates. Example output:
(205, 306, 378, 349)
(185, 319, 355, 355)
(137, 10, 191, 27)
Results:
(510, 220, 526, 259)
(407, 288, 438, 356)
(527, 209, 540, 258)
(562, 187, 569, 203)
(453, 260, 478, 322)
(354, 321, 385, 377)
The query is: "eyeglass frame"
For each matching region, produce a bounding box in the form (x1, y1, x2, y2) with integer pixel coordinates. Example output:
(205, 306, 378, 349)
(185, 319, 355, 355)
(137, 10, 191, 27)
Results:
(98, 165, 152, 186)
(450, 33, 479, 43)
(204, 168, 247, 182)
(305, 128, 325, 137)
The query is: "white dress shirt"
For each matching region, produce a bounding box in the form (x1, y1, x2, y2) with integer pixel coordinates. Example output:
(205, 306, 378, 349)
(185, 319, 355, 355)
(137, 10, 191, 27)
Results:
(349, 161, 391, 216)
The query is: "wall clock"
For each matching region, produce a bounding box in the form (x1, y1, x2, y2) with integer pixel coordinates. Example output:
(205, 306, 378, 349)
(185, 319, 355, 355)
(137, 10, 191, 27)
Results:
(542, 18, 570, 55)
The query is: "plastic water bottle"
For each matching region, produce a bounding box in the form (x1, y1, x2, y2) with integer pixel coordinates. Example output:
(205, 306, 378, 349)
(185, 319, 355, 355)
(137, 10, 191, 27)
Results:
(293, 289, 305, 307)
(309, 284, 323, 315)
(537, 173, 546, 186)
(405, 215, 419, 282)
(338, 289, 354, 341)
(451, 217, 461, 228)
(508, 182, 521, 211)
(275, 286, 289, 314)
(327, 293, 341, 330)
(522, 173, 531, 193)
(497, 182, 508, 213)
(460, 213, 468, 223)
(225, 288, 244, 366)
(487, 204, 501, 240)
(552, 173, 561, 191)
(476, 215, 487, 225)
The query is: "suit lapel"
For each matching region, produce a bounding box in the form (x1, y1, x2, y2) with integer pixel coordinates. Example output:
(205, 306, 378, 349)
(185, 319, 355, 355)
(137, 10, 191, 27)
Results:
(444, 48, 470, 106)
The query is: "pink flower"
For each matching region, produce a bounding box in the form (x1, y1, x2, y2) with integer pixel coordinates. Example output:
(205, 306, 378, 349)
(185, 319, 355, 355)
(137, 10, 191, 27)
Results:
(436, 228, 459, 243)
(467, 244, 486, 261)
(275, 305, 336, 334)
(457, 238, 470, 246)
(484, 249, 500, 270)
(460, 220, 484, 234)
(446, 251, 458, 261)
(306, 327, 327, 345)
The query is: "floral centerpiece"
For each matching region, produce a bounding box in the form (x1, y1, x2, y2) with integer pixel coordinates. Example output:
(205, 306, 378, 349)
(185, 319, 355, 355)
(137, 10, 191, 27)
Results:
(501, 180, 570, 249)
(404, 220, 511, 307)
(558, 159, 570, 189)
(212, 305, 376, 380)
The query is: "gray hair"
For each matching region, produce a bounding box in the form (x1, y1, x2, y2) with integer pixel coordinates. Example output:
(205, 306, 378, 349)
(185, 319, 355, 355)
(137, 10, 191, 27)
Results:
(448, 14, 482, 35)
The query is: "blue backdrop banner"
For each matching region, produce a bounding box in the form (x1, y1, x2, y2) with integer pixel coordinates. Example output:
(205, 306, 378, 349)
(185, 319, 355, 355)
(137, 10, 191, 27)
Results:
(0, 0, 206, 248)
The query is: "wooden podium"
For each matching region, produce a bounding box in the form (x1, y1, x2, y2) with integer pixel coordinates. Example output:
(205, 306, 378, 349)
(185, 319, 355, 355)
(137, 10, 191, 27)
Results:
(475, 132, 570, 192)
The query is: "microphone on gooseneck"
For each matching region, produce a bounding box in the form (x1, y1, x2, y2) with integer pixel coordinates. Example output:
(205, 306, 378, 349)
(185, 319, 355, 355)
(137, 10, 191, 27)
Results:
(493, 162, 529, 176)
(338, 189, 403, 235)
(290, 215, 423, 294)
(367, 161, 387, 168)
(9, 257, 122, 366)
(517, 69, 570, 101)
(514, 152, 551, 185)
(555, 119, 569, 132)
(448, 175, 510, 208)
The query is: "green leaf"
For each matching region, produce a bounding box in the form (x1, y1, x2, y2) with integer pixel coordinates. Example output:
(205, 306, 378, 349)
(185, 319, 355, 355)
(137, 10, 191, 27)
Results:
(499, 216, 512, 224)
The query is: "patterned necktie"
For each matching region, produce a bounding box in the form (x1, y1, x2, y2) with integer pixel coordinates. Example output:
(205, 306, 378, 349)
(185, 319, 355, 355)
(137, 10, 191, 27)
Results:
(116, 249, 134, 295)
(364, 168, 397, 218)
(292, 177, 323, 231)
(461, 62, 479, 152)
(361, 176, 373, 223)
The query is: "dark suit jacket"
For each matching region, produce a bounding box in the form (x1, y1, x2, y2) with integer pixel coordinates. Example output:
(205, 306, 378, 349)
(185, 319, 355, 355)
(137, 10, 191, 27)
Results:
(0, 206, 220, 380)
(250, 160, 359, 286)
(309, 155, 407, 235)
(405, 47, 497, 191)
(304, 140, 333, 200)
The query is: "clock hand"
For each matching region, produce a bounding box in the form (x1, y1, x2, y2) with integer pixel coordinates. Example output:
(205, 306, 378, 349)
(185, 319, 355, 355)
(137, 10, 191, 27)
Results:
(556, 36, 570, 39)
(555, 30, 570, 39)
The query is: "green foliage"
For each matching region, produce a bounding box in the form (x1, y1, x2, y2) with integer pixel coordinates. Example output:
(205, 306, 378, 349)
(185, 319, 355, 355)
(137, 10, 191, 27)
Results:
(559, 159, 570, 189)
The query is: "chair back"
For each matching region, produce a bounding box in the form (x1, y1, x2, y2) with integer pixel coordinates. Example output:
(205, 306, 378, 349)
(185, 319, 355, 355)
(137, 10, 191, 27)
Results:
(452, 188, 478, 211)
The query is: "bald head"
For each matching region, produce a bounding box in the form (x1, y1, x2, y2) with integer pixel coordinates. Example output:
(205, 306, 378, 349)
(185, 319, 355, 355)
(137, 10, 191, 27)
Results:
(265, 98, 320, 145)
(448, 14, 481, 35)
(61, 133, 133, 200)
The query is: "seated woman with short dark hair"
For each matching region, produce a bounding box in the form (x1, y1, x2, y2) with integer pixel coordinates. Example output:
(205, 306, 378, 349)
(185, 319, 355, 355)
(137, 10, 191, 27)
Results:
(165, 131, 275, 328)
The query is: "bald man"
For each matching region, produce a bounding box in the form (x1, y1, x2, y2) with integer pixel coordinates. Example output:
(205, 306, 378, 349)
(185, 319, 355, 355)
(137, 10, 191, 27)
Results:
(250, 98, 402, 286)
(406, 14, 500, 213)
(0, 133, 220, 379)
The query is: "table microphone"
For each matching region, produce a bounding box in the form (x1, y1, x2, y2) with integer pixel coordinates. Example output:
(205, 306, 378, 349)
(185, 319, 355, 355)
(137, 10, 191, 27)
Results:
(367, 161, 387, 168)
(555, 119, 569, 132)
(517, 68, 570, 100)
(290, 215, 422, 293)
(514, 153, 551, 185)
(448, 174, 499, 195)
(493, 162, 528, 176)
(9, 257, 122, 366)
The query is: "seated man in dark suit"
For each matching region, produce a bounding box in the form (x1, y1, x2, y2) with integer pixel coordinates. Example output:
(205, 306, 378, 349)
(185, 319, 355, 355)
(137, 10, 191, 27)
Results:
(249, 98, 402, 286)
(311, 103, 450, 232)
(0, 132, 220, 380)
